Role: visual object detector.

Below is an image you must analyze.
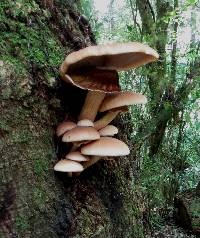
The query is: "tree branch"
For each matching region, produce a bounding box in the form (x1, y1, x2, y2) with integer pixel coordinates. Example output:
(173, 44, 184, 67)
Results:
(147, 0, 156, 22)
(136, 0, 155, 36)
(170, 0, 178, 83)
(129, 0, 142, 35)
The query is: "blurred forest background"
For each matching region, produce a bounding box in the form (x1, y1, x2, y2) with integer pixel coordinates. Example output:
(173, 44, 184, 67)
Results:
(78, 0, 200, 230)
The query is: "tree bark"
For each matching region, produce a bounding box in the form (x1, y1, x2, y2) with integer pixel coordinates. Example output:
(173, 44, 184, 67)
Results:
(0, 1, 145, 237)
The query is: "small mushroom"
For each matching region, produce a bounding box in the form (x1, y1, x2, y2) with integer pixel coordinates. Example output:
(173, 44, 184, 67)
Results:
(81, 137, 130, 156)
(98, 125, 118, 136)
(54, 159, 84, 172)
(62, 126, 100, 143)
(94, 91, 147, 130)
(80, 137, 130, 171)
(99, 91, 147, 112)
(56, 121, 76, 137)
(65, 151, 89, 162)
(77, 119, 94, 127)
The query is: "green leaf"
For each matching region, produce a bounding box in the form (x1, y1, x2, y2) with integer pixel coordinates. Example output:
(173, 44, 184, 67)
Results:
(126, 24, 133, 32)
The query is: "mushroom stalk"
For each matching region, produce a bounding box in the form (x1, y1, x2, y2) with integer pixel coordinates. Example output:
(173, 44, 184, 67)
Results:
(70, 144, 79, 152)
(71, 140, 90, 152)
(68, 144, 81, 177)
(78, 91, 105, 121)
(73, 156, 101, 176)
(94, 110, 119, 130)
(82, 156, 101, 170)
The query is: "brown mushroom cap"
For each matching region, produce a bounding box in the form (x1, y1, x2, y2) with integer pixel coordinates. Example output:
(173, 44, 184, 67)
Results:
(61, 42, 159, 74)
(62, 126, 100, 142)
(77, 119, 94, 127)
(54, 159, 84, 172)
(56, 121, 76, 137)
(65, 151, 89, 162)
(60, 42, 159, 92)
(81, 137, 130, 156)
(98, 125, 118, 136)
(99, 91, 147, 112)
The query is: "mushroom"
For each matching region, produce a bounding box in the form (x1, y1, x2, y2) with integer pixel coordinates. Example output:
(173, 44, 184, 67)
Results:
(56, 121, 76, 137)
(94, 91, 147, 130)
(81, 137, 130, 156)
(65, 151, 89, 162)
(62, 126, 100, 143)
(60, 42, 159, 122)
(54, 159, 84, 172)
(77, 119, 94, 127)
(80, 137, 130, 170)
(57, 42, 159, 176)
(62, 125, 100, 152)
(99, 91, 147, 112)
(98, 125, 118, 136)
(62, 68, 120, 121)
(94, 107, 128, 130)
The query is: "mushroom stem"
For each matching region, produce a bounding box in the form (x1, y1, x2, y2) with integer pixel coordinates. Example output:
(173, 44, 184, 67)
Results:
(68, 145, 80, 177)
(94, 111, 119, 130)
(78, 91, 105, 121)
(73, 156, 101, 176)
(71, 140, 90, 152)
(82, 156, 101, 170)
(71, 144, 78, 152)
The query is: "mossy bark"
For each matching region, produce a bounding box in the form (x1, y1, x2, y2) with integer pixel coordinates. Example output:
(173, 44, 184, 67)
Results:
(0, 1, 144, 237)
(174, 190, 200, 235)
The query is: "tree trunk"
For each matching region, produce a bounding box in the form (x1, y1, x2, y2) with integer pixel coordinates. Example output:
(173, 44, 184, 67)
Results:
(0, 1, 144, 237)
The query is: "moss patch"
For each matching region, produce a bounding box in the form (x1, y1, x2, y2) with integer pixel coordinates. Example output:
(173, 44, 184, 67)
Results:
(15, 215, 30, 232)
(0, 0, 64, 91)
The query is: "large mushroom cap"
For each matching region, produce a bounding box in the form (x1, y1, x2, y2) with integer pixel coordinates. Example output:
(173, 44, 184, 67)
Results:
(60, 42, 159, 92)
(62, 126, 100, 142)
(61, 42, 159, 74)
(81, 137, 130, 156)
(99, 91, 147, 112)
(56, 121, 76, 137)
(54, 159, 84, 172)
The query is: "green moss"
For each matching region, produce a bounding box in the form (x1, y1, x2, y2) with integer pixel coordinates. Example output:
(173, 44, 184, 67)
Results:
(1, 55, 27, 75)
(34, 158, 49, 177)
(190, 198, 200, 217)
(0, 59, 31, 100)
(10, 129, 33, 143)
(0, 118, 11, 131)
(33, 187, 47, 210)
(0, 0, 64, 85)
(15, 215, 30, 231)
(132, 206, 140, 218)
(133, 226, 145, 238)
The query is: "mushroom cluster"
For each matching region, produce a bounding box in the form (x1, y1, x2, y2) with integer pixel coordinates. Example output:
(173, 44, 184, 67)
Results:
(54, 42, 159, 176)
